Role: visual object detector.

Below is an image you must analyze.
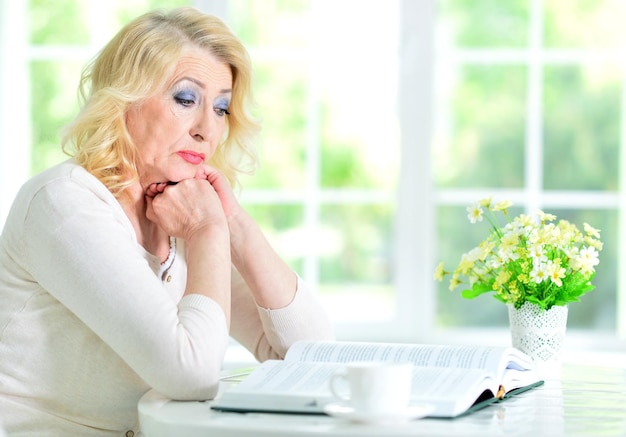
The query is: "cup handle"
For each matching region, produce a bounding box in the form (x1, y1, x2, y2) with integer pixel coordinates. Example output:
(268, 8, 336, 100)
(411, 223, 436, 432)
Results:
(329, 371, 351, 403)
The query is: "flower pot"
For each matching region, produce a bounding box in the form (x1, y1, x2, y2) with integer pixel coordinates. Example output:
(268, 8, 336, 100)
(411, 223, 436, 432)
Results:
(507, 302, 568, 378)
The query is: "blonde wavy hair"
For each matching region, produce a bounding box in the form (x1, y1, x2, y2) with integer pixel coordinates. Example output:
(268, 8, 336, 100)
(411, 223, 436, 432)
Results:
(62, 7, 260, 197)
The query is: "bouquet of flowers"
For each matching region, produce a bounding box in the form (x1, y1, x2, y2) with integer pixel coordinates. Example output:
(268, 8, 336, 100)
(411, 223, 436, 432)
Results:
(434, 197, 603, 310)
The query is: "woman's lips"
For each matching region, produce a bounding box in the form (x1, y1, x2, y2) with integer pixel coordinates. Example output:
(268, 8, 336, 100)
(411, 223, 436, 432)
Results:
(177, 150, 206, 165)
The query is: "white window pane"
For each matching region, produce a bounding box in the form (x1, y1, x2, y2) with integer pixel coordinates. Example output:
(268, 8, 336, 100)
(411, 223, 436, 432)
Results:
(433, 0, 623, 336)
(229, 0, 401, 334)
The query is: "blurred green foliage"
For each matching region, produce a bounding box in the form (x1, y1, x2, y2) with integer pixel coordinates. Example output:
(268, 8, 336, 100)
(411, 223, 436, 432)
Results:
(435, 0, 619, 330)
(30, 61, 81, 174)
(240, 60, 309, 190)
(439, 0, 529, 48)
(26, 0, 620, 330)
(544, 0, 626, 48)
(544, 65, 620, 190)
(434, 65, 526, 188)
(29, 0, 89, 45)
(230, 0, 398, 299)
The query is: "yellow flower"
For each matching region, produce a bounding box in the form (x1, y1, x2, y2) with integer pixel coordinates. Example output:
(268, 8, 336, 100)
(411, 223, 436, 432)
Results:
(499, 233, 520, 259)
(449, 274, 462, 291)
(494, 270, 511, 289)
(584, 222, 601, 239)
(537, 210, 557, 224)
(539, 223, 559, 245)
(457, 253, 475, 274)
(517, 272, 530, 285)
(478, 196, 493, 208)
(433, 262, 445, 281)
(530, 225, 553, 246)
(557, 220, 578, 243)
(513, 213, 534, 229)
(586, 238, 603, 251)
(492, 200, 512, 211)
(478, 240, 495, 260)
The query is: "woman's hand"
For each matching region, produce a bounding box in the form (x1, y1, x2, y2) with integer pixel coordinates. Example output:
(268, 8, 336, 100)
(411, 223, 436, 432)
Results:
(193, 165, 243, 219)
(145, 177, 228, 242)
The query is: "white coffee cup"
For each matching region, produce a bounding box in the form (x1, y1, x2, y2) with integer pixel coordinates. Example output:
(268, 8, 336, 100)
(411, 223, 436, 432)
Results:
(328, 362, 413, 415)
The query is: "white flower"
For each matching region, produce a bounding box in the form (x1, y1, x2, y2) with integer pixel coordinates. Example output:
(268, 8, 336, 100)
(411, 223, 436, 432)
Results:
(512, 213, 535, 231)
(584, 222, 601, 239)
(529, 243, 547, 263)
(575, 247, 600, 275)
(530, 262, 548, 283)
(498, 245, 519, 263)
(466, 204, 483, 224)
(546, 260, 566, 287)
(563, 245, 580, 261)
(537, 210, 557, 223)
(486, 257, 503, 270)
(467, 247, 483, 262)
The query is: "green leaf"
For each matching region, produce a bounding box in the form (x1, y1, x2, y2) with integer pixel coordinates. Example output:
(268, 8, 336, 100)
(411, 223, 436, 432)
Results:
(461, 283, 493, 299)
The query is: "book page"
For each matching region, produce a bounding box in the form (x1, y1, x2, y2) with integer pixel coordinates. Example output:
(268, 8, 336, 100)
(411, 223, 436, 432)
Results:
(214, 359, 496, 417)
(231, 361, 338, 394)
(285, 341, 511, 375)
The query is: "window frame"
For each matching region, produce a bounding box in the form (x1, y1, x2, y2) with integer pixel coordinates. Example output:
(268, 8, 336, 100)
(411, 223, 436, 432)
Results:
(1, 0, 624, 349)
(424, 0, 626, 346)
(0, 0, 30, 224)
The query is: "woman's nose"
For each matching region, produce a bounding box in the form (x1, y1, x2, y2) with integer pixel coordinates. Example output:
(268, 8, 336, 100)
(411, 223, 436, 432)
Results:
(190, 108, 215, 142)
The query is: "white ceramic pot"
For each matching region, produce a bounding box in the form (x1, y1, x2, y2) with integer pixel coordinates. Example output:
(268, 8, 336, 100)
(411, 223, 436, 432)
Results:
(508, 301, 569, 377)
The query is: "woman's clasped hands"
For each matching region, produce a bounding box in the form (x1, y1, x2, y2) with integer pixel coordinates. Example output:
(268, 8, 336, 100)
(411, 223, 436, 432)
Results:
(144, 165, 238, 242)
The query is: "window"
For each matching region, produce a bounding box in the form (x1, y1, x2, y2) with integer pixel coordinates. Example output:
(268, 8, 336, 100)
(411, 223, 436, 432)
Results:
(432, 0, 625, 344)
(224, 0, 402, 339)
(1, 0, 624, 347)
(0, 0, 30, 222)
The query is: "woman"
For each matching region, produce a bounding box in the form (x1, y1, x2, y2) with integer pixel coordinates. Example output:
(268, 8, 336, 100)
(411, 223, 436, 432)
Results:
(0, 7, 334, 436)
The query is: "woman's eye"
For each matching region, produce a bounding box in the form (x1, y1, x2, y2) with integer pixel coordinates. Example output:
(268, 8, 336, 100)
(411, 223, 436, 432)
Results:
(215, 107, 231, 117)
(174, 91, 196, 107)
(175, 97, 194, 106)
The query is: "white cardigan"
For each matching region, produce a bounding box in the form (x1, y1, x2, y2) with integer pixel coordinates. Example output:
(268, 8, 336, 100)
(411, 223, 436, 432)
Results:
(0, 160, 334, 436)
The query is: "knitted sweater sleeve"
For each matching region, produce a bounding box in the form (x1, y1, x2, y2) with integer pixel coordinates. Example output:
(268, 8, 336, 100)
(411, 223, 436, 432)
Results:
(229, 268, 336, 362)
(16, 168, 228, 400)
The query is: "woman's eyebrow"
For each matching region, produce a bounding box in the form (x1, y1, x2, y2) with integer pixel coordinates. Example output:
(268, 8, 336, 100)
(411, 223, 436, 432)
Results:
(178, 76, 232, 95)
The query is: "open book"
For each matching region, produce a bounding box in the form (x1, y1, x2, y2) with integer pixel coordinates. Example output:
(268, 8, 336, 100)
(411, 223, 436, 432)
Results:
(211, 340, 543, 418)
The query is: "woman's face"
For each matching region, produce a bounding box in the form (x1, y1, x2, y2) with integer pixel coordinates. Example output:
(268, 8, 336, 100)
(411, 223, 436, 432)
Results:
(126, 47, 233, 191)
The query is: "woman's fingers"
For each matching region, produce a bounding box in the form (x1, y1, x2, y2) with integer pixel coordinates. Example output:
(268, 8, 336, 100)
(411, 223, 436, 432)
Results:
(146, 178, 228, 240)
(195, 165, 241, 217)
(145, 182, 169, 198)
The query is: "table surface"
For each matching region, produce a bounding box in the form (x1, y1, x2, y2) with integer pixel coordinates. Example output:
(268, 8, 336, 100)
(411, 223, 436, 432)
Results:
(138, 363, 626, 437)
